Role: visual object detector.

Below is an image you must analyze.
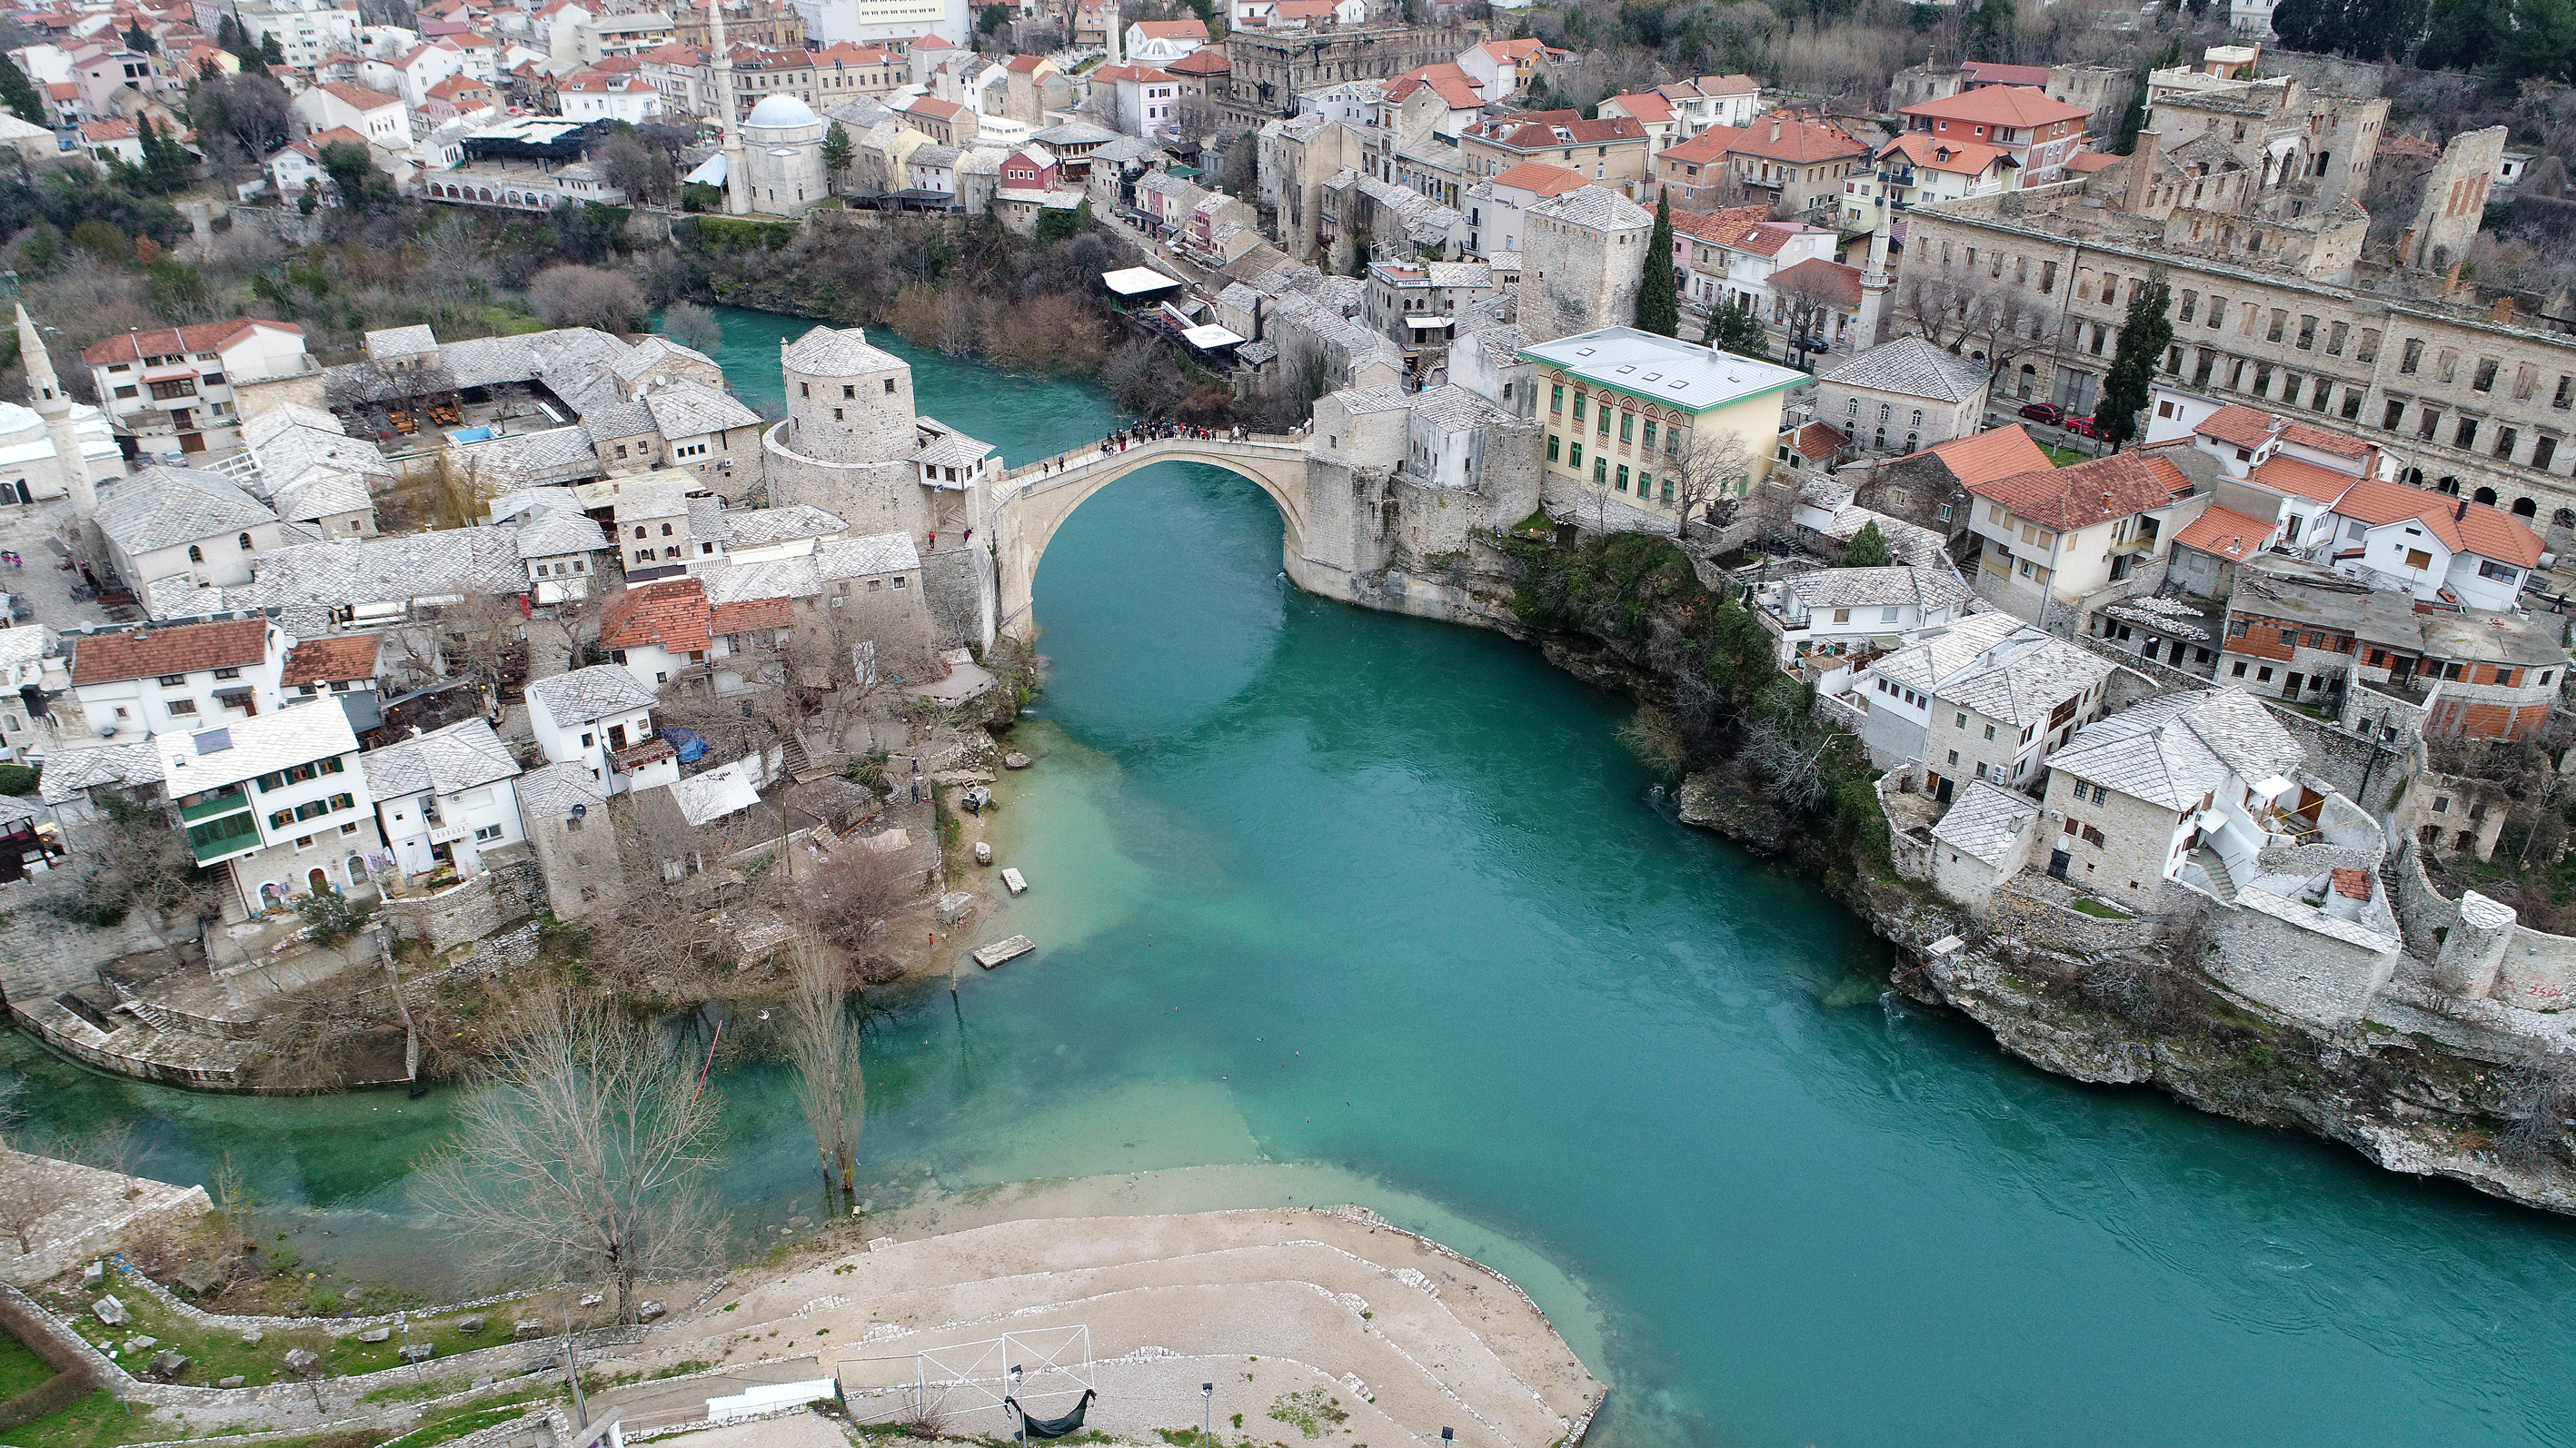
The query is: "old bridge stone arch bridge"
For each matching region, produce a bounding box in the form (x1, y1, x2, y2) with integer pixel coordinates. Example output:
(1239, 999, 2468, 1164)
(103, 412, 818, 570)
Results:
(990, 431, 1330, 642)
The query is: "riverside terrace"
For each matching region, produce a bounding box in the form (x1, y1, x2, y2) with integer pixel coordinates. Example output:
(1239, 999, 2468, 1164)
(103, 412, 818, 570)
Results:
(315, 325, 767, 499)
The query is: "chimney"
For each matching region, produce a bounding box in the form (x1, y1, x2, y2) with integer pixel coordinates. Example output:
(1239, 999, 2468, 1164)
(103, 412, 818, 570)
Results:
(2444, 258, 2463, 295)
(1770, 116, 1781, 144)
(2456, 499, 2469, 521)
(2123, 130, 2159, 213)
(2490, 295, 2517, 324)
(2396, 225, 2417, 267)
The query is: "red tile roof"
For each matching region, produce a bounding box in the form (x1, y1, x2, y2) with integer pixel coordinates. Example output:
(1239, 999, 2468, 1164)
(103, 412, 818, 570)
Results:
(601, 577, 711, 655)
(1003, 53, 1048, 71)
(1605, 91, 1672, 124)
(1489, 160, 1587, 196)
(2327, 477, 2543, 568)
(1165, 49, 1228, 74)
(1902, 425, 2052, 486)
(1967, 451, 2196, 531)
(1386, 62, 1479, 109)
(2248, 453, 2358, 504)
(2064, 149, 2117, 174)
(1784, 421, 1844, 461)
(1880, 133, 2010, 175)
(2192, 403, 2372, 460)
(1656, 125, 1741, 164)
(1961, 61, 2050, 87)
(1672, 203, 1769, 243)
(902, 94, 965, 118)
(318, 81, 403, 111)
(710, 597, 793, 635)
(1769, 257, 1861, 307)
(2170, 503, 2277, 562)
(1898, 85, 2090, 129)
(81, 318, 303, 367)
(1725, 114, 1868, 164)
(281, 633, 381, 686)
(71, 619, 267, 687)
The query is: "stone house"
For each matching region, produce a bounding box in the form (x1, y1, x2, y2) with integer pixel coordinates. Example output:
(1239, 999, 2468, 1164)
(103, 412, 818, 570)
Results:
(602, 576, 712, 689)
(515, 759, 622, 917)
(1748, 564, 1972, 679)
(524, 664, 679, 797)
(1818, 337, 1993, 458)
(93, 465, 287, 592)
(1848, 610, 2119, 798)
(1850, 421, 2054, 544)
(67, 617, 283, 746)
(360, 717, 524, 880)
(1963, 450, 2216, 624)
(1519, 188, 1653, 347)
(1927, 776, 2042, 904)
(154, 699, 375, 918)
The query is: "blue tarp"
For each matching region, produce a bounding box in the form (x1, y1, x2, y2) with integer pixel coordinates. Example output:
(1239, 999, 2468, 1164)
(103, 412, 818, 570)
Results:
(662, 726, 709, 764)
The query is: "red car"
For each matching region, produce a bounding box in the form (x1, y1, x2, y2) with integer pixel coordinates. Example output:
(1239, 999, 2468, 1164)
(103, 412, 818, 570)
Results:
(2063, 414, 2100, 439)
(2018, 402, 2065, 426)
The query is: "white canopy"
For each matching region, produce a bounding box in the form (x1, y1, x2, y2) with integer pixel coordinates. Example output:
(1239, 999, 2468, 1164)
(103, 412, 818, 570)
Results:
(1101, 266, 1184, 296)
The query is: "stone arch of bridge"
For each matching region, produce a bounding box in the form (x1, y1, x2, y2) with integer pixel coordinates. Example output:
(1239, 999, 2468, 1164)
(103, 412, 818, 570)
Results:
(990, 435, 1314, 642)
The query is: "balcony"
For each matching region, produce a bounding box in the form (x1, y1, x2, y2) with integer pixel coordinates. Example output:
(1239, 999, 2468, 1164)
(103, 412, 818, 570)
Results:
(184, 810, 261, 865)
(176, 786, 250, 824)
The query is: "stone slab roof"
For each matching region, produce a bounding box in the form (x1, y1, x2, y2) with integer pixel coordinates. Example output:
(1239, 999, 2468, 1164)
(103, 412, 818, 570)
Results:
(155, 696, 358, 792)
(1822, 335, 1991, 405)
(514, 507, 609, 559)
(95, 467, 276, 555)
(723, 504, 848, 550)
(2047, 687, 2302, 810)
(780, 324, 902, 377)
(528, 663, 655, 723)
(1929, 778, 2037, 868)
(1790, 565, 1969, 612)
(361, 717, 519, 799)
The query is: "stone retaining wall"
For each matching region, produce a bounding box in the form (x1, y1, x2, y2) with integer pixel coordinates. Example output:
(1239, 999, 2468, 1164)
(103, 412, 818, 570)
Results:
(1979, 876, 2150, 957)
(381, 858, 539, 955)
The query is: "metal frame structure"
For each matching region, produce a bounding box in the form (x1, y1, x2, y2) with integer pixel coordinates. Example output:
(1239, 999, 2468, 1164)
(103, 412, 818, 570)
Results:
(836, 1325, 1094, 1433)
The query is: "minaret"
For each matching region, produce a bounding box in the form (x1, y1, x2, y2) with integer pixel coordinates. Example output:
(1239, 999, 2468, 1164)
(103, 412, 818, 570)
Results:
(17, 305, 93, 516)
(1855, 225, 1893, 352)
(711, 0, 751, 215)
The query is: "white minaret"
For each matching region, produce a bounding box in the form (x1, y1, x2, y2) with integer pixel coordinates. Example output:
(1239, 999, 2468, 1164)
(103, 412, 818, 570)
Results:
(1855, 225, 1893, 352)
(17, 304, 92, 516)
(711, 0, 751, 215)
(1106, 0, 1121, 65)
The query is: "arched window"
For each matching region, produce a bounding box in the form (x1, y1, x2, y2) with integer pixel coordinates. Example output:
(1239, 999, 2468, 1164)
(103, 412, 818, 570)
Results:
(1878, 402, 1891, 422)
(238, 532, 253, 550)
(1875, 426, 1886, 450)
(1905, 431, 1919, 452)
(1910, 409, 1924, 428)
(1845, 396, 1858, 416)
(2474, 486, 2498, 505)
(633, 525, 647, 539)
(187, 544, 203, 562)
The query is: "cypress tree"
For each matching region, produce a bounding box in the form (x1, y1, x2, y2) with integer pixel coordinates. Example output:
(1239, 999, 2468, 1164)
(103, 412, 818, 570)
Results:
(1635, 190, 1679, 337)
(2097, 270, 2173, 450)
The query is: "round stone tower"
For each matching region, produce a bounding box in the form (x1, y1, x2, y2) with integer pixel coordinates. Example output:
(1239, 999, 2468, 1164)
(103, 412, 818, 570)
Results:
(778, 324, 915, 465)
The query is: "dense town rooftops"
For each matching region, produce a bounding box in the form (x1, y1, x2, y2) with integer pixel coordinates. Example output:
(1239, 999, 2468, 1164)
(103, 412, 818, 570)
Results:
(95, 466, 275, 554)
(1967, 451, 2197, 531)
(528, 664, 656, 723)
(2193, 404, 2372, 460)
(2329, 476, 2544, 567)
(2171, 503, 2278, 563)
(602, 577, 712, 654)
(71, 618, 267, 687)
(360, 718, 518, 798)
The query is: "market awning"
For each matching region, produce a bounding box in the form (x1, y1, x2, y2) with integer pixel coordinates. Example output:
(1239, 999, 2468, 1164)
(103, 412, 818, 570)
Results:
(1179, 323, 1244, 350)
(1101, 266, 1184, 297)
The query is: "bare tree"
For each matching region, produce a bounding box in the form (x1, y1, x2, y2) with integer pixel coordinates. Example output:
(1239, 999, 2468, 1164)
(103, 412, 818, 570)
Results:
(416, 995, 723, 1322)
(432, 591, 527, 699)
(1667, 428, 1755, 534)
(784, 937, 864, 1209)
(1897, 261, 2059, 390)
(798, 846, 912, 953)
(527, 264, 647, 332)
(1169, 93, 1223, 146)
(71, 1120, 148, 1200)
(0, 1154, 56, 1255)
(660, 301, 723, 354)
(1773, 267, 1850, 372)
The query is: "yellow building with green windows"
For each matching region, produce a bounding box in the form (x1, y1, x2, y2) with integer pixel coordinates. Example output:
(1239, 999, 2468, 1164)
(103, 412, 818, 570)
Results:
(1520, 326, 1807, 521)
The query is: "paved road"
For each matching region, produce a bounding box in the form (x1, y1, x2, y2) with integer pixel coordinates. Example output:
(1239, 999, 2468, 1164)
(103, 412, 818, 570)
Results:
(0, 496, 111, 632)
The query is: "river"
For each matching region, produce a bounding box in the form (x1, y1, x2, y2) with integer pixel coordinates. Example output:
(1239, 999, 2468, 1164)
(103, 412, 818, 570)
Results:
(14, 303, 2576, 1447)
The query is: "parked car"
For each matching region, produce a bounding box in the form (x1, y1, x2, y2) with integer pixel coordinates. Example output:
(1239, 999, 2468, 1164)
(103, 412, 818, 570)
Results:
(2063, 414, 2100, 439)
(2019, 402, 2065, 426)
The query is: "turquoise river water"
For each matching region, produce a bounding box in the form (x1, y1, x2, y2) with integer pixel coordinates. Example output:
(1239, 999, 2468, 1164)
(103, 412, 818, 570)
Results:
(15, 305, 2576, 1446)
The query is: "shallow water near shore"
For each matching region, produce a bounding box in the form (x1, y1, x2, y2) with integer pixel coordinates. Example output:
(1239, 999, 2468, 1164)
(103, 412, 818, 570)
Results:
(19, 304, 2576, 1447)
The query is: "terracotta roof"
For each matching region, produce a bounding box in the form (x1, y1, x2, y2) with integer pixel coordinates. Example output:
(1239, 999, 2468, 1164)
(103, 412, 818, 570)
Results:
(81, 318, 303, 367)
(1003, 53, 1048, 71)
(1472, 111, 1646, 148)
(2247, 453, 2358, 503)
(2327, 477, 2543, 568)
(1605, 92, 1672, 124)
(600, 577, 711, 654)
(902, 94, 965, 118)
(318, 80, 403, 111)
(1667, 73, 1758, 97)
(1898, 85, 2090, 128)
(78, 118, 136, 141)
(1902, 426, 2053, 487)
(280, 632, 380, 686)
(1089, 64, 1176, 84)
(2170, 503, 2277, 562)
(1961, 61, 2050, 87)
(2064, 149, 2117, 174)
(1716, 220, 1821, 258)
(1880, 133, 2010, 175)
(426, 73, 488, 98)
(2192, 403, 2372, 460)
(1386, 63, 1479, 109)
(1656, 125, 1741, 164)
(1967, 451, 2195, 531)
(710, 596, 792, 634)
(816, 44, 894, 64)
(910, 32, 954, 46)
(1489, 160, 1587, 196)
(71, 618, 267, 687)
(1725, 114, 1867, 164)
(1784, 421, 1844, 461)
(1769, 257, 1861, 307)
(1672, 203, 1768, 243)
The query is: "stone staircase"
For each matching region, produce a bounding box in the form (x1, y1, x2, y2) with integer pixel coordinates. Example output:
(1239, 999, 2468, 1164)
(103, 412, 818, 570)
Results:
(104, 976, 176, 1034)
(2187, 847, 2238, 905)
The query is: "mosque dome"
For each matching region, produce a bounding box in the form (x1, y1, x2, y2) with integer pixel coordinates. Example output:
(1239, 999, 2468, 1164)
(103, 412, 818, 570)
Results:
(744, 94, 821, 130)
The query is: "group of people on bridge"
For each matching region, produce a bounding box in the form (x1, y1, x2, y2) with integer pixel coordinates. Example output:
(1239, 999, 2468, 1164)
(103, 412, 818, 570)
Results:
(1028, 422, 1255, 477)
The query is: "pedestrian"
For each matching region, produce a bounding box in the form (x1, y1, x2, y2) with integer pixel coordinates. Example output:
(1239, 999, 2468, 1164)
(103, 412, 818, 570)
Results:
(928, 530, 937, 549)
(963, 527, 973, 542)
